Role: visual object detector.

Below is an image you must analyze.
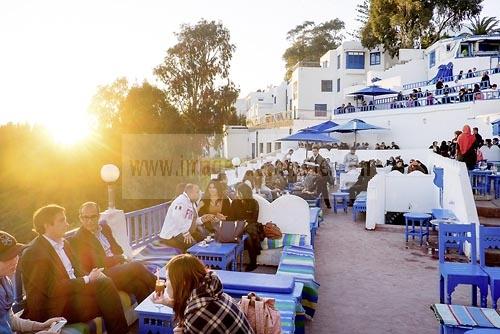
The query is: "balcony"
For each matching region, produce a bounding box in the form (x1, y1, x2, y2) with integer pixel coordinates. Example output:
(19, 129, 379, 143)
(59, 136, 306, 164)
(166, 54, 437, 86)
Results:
(291, 61, 321, 72)
(246, 111, 294, 129)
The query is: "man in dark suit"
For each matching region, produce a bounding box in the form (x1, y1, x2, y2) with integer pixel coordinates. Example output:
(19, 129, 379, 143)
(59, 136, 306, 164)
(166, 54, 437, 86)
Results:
(20, 204, 128, 334)
(70, 202, 155, 302)
(308, 144, 331, 208)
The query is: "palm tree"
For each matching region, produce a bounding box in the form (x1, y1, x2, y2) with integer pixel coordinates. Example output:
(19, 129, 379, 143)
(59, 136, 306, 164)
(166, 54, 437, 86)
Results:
(466, 16, 500, 35)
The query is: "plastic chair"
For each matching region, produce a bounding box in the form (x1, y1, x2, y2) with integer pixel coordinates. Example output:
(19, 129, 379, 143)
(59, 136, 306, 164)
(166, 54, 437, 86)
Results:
(439, 223, 489, 307)
(479, 225, 500, 308)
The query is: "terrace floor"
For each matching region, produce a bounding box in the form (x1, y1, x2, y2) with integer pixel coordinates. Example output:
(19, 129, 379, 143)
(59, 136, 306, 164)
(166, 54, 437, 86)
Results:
(305, 209, 476, 334)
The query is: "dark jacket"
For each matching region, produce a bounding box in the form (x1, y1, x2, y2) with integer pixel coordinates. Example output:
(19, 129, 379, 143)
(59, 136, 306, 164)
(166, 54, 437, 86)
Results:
(308, 154, 329, 177)
(69, 223, 124, 273)
(20, 236, 87, 321)
(198, 198, 231, 217)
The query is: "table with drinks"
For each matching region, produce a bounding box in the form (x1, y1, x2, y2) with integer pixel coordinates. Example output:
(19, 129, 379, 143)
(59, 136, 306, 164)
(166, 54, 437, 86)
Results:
(187, 237, 238, 271)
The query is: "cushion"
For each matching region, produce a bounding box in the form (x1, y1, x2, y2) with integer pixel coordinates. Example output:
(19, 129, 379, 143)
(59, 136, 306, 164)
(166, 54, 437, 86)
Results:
(261, 234, 307, 250)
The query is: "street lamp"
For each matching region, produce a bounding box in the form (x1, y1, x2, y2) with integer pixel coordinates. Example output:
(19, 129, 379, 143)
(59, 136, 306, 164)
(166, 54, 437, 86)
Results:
(100, 164, 120, 210)
(232, 157, 241, 179)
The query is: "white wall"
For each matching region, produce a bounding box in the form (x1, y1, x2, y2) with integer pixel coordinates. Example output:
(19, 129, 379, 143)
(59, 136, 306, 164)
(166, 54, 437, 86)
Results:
(332, 99, 500, 149)
(223, 126, 251, 159)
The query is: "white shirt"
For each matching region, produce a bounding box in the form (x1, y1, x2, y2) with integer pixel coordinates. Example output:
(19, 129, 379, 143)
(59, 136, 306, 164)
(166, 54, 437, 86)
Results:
(480, 145, 500, 162)
(159, 193, 203, 239)
(43, 235, 89, 283)
(344, 153, 359, 169)
(94, 227, 114, 257)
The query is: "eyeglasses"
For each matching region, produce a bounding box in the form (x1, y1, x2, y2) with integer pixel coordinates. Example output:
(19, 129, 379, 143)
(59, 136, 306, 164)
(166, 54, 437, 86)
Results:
(80, 214, 99, 220)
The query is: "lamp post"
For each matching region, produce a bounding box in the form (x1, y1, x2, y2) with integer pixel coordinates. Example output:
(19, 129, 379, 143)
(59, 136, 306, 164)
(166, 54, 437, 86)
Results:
(100, 164, 120, 210)
(232, 157, 241, 179)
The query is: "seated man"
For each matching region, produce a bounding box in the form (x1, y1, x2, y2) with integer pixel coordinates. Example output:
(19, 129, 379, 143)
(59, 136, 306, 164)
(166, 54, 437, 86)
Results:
(159, 184, 213, 252)
(343, 148, 359, 171)
(69, 202, 156, 303)
(21, 205, 128, 334)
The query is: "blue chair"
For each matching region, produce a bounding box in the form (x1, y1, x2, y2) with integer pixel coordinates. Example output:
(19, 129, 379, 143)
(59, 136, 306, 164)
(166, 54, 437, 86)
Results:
(403, 213, 431, 246)
(331, 192, 349, 214)
(439, 223, 489, 307)
(470, 170, 491, 196)
(479, 225, 500, 309)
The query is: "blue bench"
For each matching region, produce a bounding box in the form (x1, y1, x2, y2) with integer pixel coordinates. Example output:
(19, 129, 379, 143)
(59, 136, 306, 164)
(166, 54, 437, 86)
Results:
(352, 192, 367, 221)
(153, 269, 303, 334)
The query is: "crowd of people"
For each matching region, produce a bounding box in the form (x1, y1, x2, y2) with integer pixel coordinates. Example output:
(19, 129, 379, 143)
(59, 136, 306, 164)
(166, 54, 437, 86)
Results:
(429, 127, 500, 168)
(0, 202, 158, 334)
(298, 141, 400, 150)
(0, 197, 258, 333)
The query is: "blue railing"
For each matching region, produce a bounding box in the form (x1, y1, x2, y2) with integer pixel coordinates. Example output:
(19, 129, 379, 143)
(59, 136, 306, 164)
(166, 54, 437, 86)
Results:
(125, 202, 170, 249)
(373, 80, 488, 106)
(334, 90, 500, 115)
(403, 66, 500, 90)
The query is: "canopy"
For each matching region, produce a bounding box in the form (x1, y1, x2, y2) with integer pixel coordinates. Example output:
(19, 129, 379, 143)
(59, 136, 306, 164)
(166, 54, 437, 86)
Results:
(278, 131, 339, 143)
(429, 62, 453, 84)
(323, 119, 386, 144)
(349, 85, 398, 96)
(324, 119, 386, 133)
(299, 120, 339, 133)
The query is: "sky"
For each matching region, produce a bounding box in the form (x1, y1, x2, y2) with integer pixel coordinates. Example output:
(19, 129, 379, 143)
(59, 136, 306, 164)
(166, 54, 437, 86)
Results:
(0, 0, 499, 126)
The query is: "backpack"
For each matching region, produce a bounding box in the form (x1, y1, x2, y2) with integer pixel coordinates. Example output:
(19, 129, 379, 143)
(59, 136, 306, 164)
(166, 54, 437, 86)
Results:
(263, 222, 282, 240)
(239, 293, 281, 334)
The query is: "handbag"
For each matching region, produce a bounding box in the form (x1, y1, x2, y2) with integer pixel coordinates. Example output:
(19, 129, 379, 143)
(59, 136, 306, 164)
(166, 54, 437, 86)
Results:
(238, 293, 281, 334)
(263, 222, 282, 240)
(212, 220, 246, 243)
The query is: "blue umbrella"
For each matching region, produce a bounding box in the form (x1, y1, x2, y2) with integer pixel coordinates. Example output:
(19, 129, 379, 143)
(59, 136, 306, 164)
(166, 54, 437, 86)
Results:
(299, 120, 339, 133)
(323, 119, 386, 144)
(279, 131, 339, 160)
(349, 85, 398, 96)
(278, 131, 339, 143)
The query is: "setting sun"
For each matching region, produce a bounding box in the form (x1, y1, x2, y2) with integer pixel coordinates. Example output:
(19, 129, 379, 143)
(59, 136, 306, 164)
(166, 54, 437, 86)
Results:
(43, 113, 95, 146)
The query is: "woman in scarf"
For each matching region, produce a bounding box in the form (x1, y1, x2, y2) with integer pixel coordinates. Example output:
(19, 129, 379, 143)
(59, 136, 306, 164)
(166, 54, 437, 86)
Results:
(457, 125, 477, 170)
(0, 231, 64, 334)
(152, 254, 253, 334)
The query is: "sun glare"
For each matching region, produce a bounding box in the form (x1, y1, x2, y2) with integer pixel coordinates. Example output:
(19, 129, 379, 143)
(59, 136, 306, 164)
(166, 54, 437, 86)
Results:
(43, 114, 95, 146)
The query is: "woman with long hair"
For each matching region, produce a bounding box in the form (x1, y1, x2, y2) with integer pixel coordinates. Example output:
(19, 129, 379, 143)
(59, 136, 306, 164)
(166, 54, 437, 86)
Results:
(198, 180, 231, 232)
(153, 254, 252, 333)
(439, 140, 450, 158)
(457, 125, 477, 170)
(242, 170, 255, 189)
(228, 183, 262, 272)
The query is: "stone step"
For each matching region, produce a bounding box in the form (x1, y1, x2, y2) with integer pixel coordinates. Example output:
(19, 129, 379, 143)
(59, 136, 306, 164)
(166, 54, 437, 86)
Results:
(476, 199, 500, 218)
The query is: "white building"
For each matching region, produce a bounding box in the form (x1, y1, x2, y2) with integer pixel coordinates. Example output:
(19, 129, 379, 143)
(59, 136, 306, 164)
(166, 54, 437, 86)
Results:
(223, 35, 500, 159)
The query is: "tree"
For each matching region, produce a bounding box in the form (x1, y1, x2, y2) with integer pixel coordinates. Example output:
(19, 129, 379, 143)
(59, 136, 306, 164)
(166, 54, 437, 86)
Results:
(154, 19, 239, 136)
(88, 77, 129, 130)
(362, 0, 434, 56)
(282, 20, 345, 80)
(349, 0, 371, 39)
(466, 16, 499, 35)
(120, 81, 182, 134)
(361, 0, 483, 56)
(430, 0, 483, 43)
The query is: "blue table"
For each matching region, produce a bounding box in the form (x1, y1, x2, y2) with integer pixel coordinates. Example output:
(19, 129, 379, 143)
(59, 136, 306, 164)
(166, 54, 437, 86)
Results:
(331, 192, 349, 214)
(135, 292, 175, 334)
(188, 242, 237, 271)
(404, 212, 432, 246)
